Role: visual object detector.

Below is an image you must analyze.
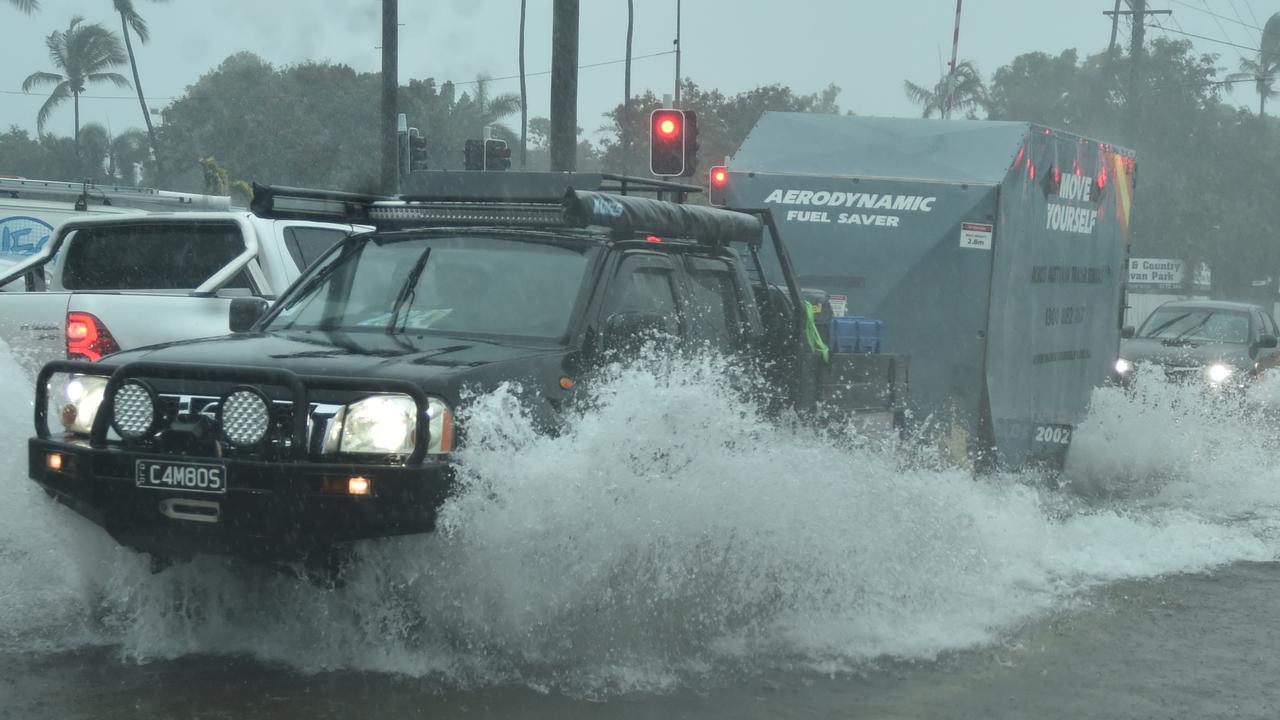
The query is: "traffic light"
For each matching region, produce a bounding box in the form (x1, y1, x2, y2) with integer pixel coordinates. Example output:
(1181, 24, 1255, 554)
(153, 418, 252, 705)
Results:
(464, 139, 484, 171)
(484, 138, 512, 171)
(681, 110, 699, 177)
(408, 128, 428, 172)
(650, 108, 687, 176)
(708, 165, 728, 206)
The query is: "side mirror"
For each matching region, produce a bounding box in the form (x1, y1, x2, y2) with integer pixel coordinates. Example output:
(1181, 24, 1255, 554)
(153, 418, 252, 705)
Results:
(603, 311, 672, 353)
(229, 297, 269, 333)
(1121, 325, 1136, 339)
(1257, 334, 1278, 349)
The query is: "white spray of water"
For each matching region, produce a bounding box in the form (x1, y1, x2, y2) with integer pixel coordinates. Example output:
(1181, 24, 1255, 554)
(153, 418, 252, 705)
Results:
(0, 346, 1276, 694)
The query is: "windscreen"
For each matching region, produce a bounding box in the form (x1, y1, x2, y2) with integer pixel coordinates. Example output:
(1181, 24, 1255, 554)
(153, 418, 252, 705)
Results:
(61, 222, 246, 290)
(267, 235, 594, 341)
(1138, 308, 1250, 344)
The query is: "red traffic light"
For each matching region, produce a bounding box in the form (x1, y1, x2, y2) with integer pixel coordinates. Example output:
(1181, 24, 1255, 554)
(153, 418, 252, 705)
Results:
(650, 109, 687, 177)
(708, 165, 729, 206)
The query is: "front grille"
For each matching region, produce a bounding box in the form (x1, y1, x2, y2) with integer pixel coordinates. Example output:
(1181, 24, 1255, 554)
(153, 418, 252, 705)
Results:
(1163, 366, 1203, 384)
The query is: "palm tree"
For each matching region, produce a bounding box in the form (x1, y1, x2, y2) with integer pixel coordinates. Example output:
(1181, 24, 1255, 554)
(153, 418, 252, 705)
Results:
(1227, 12, 1280, 118)
(903, 60, 990, 119)
(456, 75, 522, 137)
(112, 0, 167, 179)
(1227, 57, 1278, 117)
(7, 0, 38, 13)
(22, 16, 131, 152)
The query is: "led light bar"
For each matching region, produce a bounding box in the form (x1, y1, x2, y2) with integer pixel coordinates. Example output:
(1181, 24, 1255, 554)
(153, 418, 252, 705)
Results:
(367, 202, 570, 226)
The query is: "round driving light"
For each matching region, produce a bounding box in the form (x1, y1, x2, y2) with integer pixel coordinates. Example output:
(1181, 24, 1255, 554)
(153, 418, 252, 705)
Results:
(219, 387, 271, 446)
(110, 381, 157, 439)
(1114, 358, 1133, 374)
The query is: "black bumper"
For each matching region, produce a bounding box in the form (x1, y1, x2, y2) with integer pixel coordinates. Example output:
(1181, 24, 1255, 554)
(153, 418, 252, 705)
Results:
(29, 438, 453, 562)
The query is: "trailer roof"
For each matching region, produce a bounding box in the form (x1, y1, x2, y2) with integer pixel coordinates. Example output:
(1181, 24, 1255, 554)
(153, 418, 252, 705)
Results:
(731, 113, 1049, 185)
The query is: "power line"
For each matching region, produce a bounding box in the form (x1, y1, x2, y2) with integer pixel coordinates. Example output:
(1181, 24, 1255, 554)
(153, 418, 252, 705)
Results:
(1146, 22, 1261, 51)
(0, 49, 677, 102)
(1224, 0, 1261, 41)
(1167, 0, 1261, 32)
(1201, 0, 1249, 62)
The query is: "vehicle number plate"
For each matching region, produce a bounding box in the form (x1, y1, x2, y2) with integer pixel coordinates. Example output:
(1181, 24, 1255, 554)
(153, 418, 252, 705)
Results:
(135, 459, 227, 494)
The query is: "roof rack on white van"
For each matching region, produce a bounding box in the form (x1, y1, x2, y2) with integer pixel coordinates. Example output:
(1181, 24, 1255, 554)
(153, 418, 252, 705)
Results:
(0, 177, 232, 212)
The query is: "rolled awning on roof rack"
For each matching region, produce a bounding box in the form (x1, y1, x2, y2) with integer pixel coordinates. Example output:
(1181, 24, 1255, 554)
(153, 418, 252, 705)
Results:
(562, 190, 763, 247)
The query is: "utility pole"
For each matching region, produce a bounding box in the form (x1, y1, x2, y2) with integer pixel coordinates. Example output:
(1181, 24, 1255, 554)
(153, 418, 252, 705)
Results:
(674, 0, 682, 105)
(944, 0, 962, 119)
(1108, 0, 1123, 56)
(624, 0, 634, 176)
(519, 0, 528, 169)
(1102, 2, 1171, 135)
(380, 0, 398, 193)
(550, 0, 580, 172)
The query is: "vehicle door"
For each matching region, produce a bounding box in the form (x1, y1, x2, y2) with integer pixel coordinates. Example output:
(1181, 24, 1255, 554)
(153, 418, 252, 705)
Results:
(677, 252, 753, 358)
(1254, 309, 1280, 372)
(595, 251, 683, 356)
(273, 221, 357, 283)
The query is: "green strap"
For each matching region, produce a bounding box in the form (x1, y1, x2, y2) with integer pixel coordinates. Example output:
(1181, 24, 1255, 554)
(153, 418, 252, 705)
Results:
(804, 301, 830, 363)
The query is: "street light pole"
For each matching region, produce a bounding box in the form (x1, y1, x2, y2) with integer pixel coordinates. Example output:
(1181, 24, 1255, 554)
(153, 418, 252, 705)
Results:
(380, 0, 398, 193)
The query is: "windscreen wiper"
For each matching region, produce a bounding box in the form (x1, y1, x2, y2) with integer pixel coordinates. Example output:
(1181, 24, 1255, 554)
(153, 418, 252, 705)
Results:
(277, 239, 363, 313)
(1143, 312, 1190, 338)
(389, 247, 431, 334)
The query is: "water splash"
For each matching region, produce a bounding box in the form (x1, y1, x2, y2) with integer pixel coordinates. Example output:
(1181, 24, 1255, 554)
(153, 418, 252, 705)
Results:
(0, 345, 1276, 694)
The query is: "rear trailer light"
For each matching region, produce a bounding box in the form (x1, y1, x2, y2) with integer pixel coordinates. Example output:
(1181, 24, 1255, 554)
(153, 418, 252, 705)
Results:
(66, 311, 120, 361)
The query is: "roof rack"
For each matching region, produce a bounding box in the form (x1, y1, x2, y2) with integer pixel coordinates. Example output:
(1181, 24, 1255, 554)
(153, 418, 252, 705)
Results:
(0, 177, 231, 212)
(251, 173, 762, 248)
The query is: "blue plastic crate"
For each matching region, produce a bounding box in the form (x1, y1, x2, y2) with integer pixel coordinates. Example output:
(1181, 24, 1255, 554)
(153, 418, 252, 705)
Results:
(830, 316, 882, 354)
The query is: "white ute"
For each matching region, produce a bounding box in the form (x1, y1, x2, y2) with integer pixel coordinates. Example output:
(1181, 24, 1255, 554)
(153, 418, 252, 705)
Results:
(0, 208, 363, 374)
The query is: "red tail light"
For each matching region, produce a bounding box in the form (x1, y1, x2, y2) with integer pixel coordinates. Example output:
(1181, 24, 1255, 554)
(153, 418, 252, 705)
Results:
(66, 311, 120, 361)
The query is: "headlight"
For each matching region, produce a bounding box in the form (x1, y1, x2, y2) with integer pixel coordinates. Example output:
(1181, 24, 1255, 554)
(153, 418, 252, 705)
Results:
(1207, 363, 1233, 384)
(1114, 358, 1133, 375)
(321, 394, 453, 456)
(58, 375, 108, 435)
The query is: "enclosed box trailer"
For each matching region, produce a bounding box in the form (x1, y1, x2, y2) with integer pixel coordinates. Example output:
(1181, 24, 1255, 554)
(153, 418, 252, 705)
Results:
(722, 113, 1136, 468)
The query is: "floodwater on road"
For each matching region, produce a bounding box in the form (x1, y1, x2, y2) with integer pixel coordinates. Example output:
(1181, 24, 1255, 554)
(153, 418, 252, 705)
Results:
(2, 349, 1279, 718)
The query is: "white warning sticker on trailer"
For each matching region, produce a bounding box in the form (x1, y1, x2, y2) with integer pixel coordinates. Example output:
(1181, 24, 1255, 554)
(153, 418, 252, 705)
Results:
(959, 222, 993, 250)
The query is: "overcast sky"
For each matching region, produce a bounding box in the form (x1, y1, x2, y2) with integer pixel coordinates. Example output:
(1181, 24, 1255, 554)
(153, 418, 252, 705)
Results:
(1, 0, 1269, 144)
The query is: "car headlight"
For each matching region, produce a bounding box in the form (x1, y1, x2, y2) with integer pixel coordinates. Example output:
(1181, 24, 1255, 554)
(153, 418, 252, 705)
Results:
(321, 394, 453, 456)
(57, 374, 109, 435)
(1114, 358, 1133, 375)
(1206, 363, 1233, 384)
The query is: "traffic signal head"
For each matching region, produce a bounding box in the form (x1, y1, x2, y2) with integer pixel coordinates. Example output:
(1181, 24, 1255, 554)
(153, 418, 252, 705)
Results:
(681, 110, 699, 177)
(484, 138, 512, 171)
(650, 109, 687, 176)
(408, 128, 428, 172)
(708, 165, 728, 206)
(464, 139, 484, 171)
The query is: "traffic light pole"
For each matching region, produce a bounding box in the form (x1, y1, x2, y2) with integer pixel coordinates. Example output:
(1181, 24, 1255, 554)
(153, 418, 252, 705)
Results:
(550, 0, 579, 172)
(380, 0, 399, 194)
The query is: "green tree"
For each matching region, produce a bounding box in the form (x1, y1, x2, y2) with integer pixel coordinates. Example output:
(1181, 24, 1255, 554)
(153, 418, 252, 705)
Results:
(109, 127, 149, 184)
(903, 60, 990, 119)
(21, 16, 130, 152)
(77, 122, 111, 179)
(112, 0, 167, 179)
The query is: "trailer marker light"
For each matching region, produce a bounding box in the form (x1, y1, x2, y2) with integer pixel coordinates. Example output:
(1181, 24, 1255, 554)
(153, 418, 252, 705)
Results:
(47, 452, 64, 471)
(348, 477, 371, 496)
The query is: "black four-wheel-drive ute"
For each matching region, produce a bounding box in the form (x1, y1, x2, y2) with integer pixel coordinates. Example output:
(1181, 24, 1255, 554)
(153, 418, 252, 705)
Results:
(27, 172, 907, 574)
